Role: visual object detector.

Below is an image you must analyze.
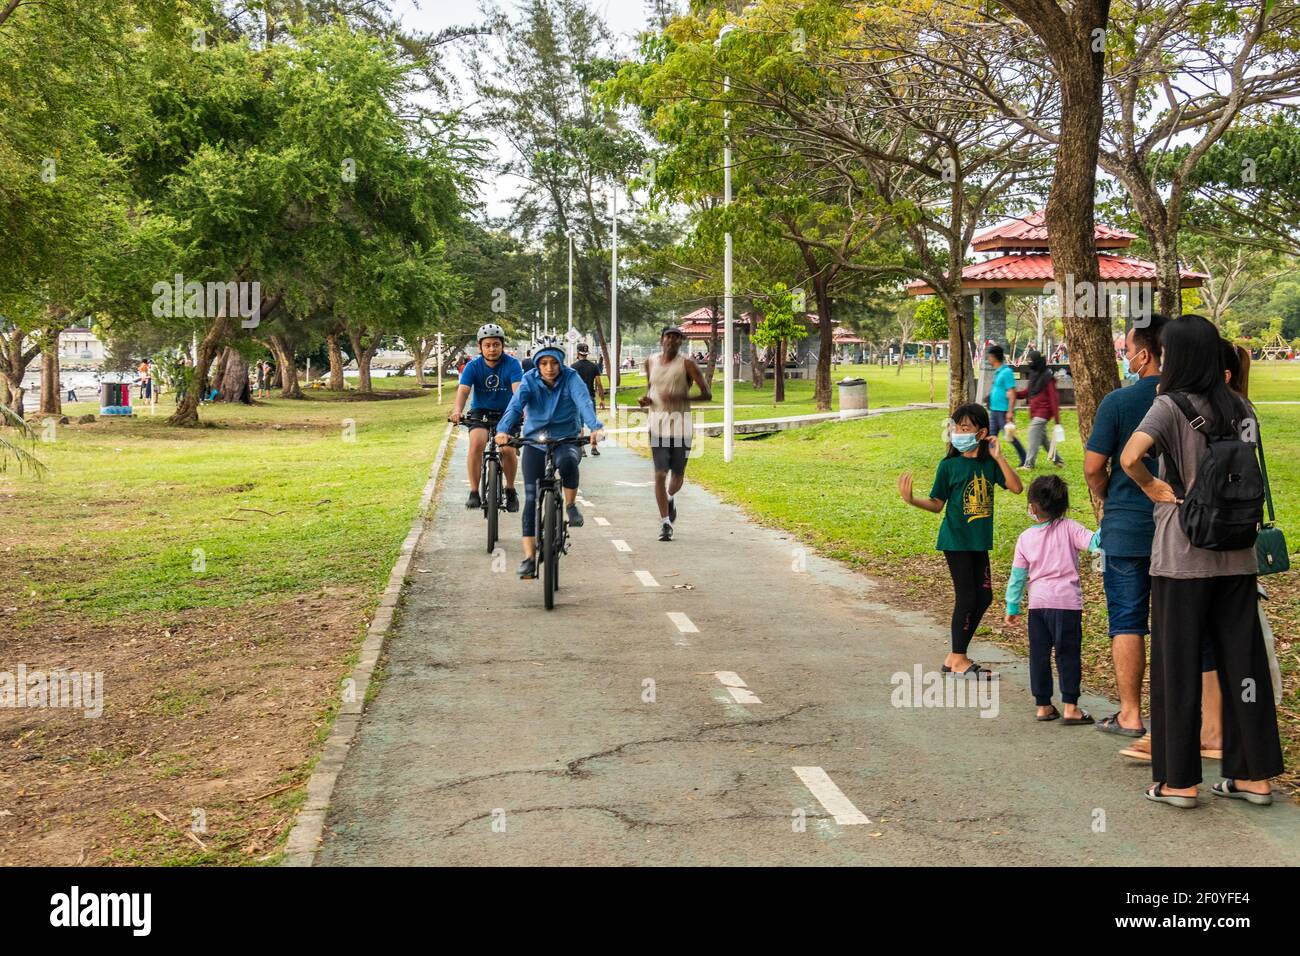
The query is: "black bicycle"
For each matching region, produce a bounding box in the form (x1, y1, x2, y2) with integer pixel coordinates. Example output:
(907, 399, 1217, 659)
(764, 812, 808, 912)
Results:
(452, 412, 509, 553)
(507, 435, 591, 610)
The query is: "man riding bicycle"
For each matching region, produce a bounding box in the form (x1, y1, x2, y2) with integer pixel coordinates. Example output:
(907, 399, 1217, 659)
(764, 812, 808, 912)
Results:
(495, 338, 603, 579)
(450, 323, 523, 512)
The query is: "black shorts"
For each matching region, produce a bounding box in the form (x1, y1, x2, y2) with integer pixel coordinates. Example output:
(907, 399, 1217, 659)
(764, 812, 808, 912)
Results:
(651, 443, 690, 475)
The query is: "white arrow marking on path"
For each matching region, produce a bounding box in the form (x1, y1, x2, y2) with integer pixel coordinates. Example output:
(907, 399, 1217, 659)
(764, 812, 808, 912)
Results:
(714, 671, 761, 704)
(615, 480, 653, 487)
(634, 570, 659, 587)
(594, 516, 610, 526)
(611, 539, 632, 552)
(792, 767, 870, 825)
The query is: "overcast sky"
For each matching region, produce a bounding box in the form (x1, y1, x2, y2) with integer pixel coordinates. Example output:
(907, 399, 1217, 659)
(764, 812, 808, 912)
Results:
(392, 0, 654, 218)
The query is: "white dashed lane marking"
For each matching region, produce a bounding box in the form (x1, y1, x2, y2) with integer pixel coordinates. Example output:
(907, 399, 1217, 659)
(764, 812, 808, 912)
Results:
(666, 612, 697, 633)
(792, 767, 871, 825)
(634, 570, 659, 588)
(594, 516, 610, 526)
(611, 539, 632, 552)
(714, 671, 761, 704)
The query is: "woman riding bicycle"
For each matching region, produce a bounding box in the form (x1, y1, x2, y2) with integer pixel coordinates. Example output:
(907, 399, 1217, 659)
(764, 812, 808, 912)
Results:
(495, 339, 603, 579)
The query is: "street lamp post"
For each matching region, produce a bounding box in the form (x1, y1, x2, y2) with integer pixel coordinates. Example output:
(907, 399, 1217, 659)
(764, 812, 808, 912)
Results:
(567, 230, 575, 363)
(718, 23, 738, 463)
(610, 185, 619, 419)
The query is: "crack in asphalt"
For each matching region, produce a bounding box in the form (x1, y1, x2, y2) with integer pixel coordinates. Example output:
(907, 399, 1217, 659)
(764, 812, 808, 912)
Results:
(441, 803, 797, 837)
(563, 704, 817, 778)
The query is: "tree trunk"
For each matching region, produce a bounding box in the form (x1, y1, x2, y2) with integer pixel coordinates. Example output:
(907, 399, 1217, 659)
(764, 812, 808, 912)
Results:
(1045, 39, 1120, 444)
(705, 299, 720, 385)
(944, 295, 976, 413)
(812, 275, 833, 411)
(413, 339, 432, 386)
(39, 332, 61, 415)
(774, 340, 786, 403)
(896, 335, 907, 376)
(269, 333, 302, 399)
(327, 329, 345, 390)
(216, 347, 252, 404)
(346, 324, 378, 394)
(169, 316, 227, 426)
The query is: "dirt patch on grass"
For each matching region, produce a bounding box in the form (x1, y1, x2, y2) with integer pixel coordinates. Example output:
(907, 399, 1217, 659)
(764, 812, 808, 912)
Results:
(0, 585, 373, 865)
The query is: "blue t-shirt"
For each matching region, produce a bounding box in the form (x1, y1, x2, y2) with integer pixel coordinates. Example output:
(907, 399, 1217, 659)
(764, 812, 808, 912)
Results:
(459, 355, 523, 413)
(1085, 375, 1159, 557)
(988, 364, 1016, 412)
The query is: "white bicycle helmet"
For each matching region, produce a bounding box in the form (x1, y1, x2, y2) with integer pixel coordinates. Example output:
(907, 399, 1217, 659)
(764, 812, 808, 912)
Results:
(477, 322, 506, 343)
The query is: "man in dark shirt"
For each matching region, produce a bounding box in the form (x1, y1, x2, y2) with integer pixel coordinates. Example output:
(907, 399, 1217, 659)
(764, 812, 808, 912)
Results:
(570, 343, 604, 455)
(1084, 314, 1166, 751)
(521, 349, 535, 373)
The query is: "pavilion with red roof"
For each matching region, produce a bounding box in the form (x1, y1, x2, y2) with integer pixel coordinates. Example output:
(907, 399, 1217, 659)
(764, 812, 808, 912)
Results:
(906, 211, 1206, 400)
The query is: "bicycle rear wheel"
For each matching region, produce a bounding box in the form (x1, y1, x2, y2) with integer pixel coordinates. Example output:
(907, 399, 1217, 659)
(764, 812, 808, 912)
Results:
(542, 486, 559, 609)
(484, 457, 500, 553)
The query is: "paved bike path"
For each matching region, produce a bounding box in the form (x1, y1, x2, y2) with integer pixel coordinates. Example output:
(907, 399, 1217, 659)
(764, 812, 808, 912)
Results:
(317, 431, 1299, 865)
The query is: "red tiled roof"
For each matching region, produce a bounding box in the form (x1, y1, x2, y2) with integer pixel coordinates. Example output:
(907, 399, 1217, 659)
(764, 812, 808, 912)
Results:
(906, 253, 1208, 295)
(971, 211, 1137, 252)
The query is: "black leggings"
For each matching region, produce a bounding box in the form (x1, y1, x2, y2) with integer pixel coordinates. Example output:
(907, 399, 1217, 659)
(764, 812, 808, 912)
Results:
(943, 550, 993, 655)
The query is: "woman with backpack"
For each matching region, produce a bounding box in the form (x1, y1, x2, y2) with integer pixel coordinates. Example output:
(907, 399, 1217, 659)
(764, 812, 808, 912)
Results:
(1119, 314, 1284, 808)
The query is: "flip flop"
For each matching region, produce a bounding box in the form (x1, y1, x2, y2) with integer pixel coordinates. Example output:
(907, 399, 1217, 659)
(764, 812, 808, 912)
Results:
(1145, 783, 1198, 809)
(1096, 712, 1146, 738)
(1120, 746, 1152, 761)
(1201, 748, 1223, 761)
(1062, 710, 1094, 725)
(1210, 779, 1272, 806)
(1036, 706, 1060, 721)
(942, 662, 999, 680)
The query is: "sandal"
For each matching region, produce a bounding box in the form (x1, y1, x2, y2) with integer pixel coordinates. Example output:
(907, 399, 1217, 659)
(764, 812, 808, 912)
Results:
(1145, 783, 1198, 809)
(1062, 710, 1094, 725)
(1096, 712, 1145, 738)
(942, 662, 999, 680)
(1036, 706, 1060, 722)
(1210, 779, 1272, 806)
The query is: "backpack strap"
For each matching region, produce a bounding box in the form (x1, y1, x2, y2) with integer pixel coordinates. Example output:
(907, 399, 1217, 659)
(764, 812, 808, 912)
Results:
(1257, 415, 1277, 525)
(1159, 392, 1202, 499)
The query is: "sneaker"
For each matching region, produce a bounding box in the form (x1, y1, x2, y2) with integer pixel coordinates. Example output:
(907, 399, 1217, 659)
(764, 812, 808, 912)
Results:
(667, 496, 677, 523)
(505, 487, 519, 513)
(566, 504, 584, 528)
(466, 489, 482, 509)
(517, 557, 536, 579)
(659, 521, 673, 542)
(591, 445, 601, 456)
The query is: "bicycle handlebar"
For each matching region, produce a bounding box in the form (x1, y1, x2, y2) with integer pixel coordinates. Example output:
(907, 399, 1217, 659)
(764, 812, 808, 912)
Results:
(503, 434, 593, 449)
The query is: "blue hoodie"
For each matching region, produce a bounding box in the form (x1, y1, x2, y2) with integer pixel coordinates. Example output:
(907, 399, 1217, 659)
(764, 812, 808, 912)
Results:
(496, 364, 603, 440)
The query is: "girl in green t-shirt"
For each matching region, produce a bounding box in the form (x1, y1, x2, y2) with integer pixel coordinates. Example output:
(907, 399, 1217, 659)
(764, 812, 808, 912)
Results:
(898, 403, 1023, 678)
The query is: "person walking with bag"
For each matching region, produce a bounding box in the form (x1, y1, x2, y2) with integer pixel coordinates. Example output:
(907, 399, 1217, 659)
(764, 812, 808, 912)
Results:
(1119, 314, 1284, 808)
(1015, 350, 1063, 469)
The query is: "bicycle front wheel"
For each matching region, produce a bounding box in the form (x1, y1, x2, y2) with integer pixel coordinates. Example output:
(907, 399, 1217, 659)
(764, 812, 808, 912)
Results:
(542, 486, 559, 609)
(484, 457, 500, 553)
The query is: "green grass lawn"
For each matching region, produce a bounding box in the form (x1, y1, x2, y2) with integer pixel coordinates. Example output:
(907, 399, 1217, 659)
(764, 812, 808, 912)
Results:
(8, 388, 447, 620)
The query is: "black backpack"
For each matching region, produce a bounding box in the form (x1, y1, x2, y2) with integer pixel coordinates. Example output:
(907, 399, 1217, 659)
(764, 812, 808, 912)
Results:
(1163, 392, 1265, 552)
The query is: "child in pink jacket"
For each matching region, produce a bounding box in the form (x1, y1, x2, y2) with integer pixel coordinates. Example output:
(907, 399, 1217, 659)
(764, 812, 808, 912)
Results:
(1005, 475, 1101, 723)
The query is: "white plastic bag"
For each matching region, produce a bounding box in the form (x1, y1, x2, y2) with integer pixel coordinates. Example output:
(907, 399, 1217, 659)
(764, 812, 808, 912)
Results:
(1052, 424, 1066, 445)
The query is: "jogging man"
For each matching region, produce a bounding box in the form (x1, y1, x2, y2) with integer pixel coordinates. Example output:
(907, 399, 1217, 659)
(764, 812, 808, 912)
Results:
(450, 323, 523, 512)
(639, 326, 711, 541)
(495, 339, 603, 579)
(570, 343, 605, 456)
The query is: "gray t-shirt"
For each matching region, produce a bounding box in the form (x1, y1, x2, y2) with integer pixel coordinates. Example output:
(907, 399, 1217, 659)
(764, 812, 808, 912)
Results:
(1136, 393, 1258, 579)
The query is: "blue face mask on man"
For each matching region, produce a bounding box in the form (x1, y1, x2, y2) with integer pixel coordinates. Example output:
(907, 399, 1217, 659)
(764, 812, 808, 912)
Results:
(951, 432, 981, 453)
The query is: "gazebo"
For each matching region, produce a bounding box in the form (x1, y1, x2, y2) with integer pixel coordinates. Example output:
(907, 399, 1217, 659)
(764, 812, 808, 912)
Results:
(906, 211, 1207, 400)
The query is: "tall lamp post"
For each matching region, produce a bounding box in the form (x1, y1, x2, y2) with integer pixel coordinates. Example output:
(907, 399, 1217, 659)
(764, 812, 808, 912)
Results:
(717, 23, 738, 463)
(610, 185, 619, 418)
(567, 230, 575, 362)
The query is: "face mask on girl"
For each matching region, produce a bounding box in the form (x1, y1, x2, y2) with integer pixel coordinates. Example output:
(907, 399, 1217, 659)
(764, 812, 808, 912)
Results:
(951, 432, 980, 453)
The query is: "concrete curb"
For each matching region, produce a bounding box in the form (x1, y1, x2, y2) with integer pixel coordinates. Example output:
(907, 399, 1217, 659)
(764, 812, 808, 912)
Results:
(280, 422, 456, 866)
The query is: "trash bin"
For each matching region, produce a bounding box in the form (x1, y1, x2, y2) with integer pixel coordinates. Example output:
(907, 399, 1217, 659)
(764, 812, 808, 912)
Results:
(838, 377, 868, 419)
